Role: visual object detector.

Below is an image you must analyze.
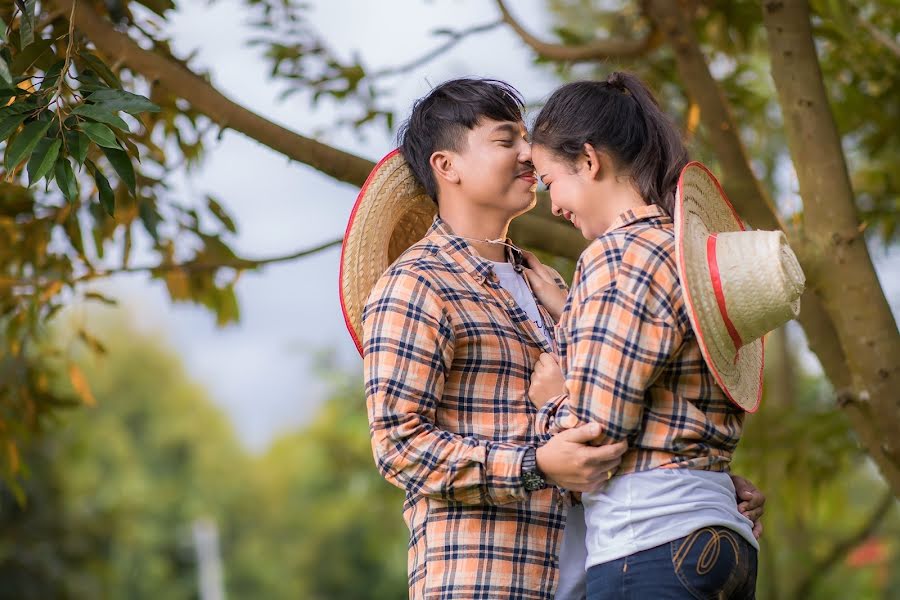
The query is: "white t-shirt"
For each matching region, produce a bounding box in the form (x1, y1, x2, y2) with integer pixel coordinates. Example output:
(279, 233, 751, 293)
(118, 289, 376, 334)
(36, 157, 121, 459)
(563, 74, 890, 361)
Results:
(489, 260, 554, 347)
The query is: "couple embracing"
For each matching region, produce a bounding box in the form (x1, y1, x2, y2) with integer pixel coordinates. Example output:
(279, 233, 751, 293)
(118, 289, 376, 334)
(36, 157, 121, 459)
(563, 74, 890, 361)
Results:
(340, 74, 804, 599)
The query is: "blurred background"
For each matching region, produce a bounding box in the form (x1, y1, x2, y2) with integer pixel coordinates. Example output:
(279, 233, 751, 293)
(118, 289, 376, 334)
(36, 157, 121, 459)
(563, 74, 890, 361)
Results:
(0, 1, 897, 598)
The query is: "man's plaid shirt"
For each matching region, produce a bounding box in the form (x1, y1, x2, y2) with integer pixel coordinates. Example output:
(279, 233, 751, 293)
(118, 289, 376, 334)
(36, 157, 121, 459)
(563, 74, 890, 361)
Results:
(363, 216, 568, 600)
(536, 205, 745, 475)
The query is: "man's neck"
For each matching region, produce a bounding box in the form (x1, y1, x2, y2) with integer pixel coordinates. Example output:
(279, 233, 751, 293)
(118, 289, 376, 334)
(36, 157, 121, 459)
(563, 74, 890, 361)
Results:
(438, 205, 512, 263)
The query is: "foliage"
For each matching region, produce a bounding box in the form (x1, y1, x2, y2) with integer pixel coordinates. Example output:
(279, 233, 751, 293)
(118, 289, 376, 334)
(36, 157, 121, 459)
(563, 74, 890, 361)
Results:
(0, 323, 408, 599)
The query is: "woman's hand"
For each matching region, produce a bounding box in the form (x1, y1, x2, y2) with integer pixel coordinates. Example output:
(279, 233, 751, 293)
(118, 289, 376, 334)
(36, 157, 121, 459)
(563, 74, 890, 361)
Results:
(522, 251, 567, 322)
(528, 352, 566, 408)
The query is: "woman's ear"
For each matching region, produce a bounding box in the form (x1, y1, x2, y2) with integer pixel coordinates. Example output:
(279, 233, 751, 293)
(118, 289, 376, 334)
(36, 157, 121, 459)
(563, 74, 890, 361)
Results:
(582, 143, 602, 180)
(430, 150, 460, 185)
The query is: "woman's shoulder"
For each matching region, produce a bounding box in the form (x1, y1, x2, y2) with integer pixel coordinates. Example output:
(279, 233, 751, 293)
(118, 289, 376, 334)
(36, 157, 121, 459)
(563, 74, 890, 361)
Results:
(583, 221, 675, 270)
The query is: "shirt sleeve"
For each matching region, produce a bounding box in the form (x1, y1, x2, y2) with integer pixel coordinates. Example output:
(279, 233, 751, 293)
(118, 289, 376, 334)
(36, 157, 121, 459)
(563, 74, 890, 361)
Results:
(363, 269, 529, 505)
(542, 234, 685, 446)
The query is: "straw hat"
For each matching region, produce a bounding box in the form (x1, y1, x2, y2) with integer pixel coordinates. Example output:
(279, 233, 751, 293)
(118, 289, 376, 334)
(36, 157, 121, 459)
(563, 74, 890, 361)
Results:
(674, 162, 805, 412)
(339, 149, 437, 355)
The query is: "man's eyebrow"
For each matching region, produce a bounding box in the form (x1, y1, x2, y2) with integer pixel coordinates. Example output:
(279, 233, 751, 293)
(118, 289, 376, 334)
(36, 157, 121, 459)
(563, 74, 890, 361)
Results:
(491, 123, 519, 136)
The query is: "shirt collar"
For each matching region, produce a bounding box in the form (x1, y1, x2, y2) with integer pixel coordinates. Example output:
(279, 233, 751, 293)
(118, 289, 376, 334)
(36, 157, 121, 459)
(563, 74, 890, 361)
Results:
(426, 216, 525, 281)
(604, 204, 670, 234)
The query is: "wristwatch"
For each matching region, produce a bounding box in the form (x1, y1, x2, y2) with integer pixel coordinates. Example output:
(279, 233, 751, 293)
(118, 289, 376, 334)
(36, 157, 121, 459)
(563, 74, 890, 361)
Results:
(521, 447, 547, 492)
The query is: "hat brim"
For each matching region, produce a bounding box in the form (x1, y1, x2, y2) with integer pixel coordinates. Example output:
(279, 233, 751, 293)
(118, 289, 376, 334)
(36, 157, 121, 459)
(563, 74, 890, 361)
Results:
(339, 150, 437, 356)
(675, 162, 764, 413)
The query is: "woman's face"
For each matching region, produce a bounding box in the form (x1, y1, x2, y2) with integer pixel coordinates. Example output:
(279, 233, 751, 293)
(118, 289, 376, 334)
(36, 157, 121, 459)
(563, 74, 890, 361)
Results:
(532, 144, 604, 240)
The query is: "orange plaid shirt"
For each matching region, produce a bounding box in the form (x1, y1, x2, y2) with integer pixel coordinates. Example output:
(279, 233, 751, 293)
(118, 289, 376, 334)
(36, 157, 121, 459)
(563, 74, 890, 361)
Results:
(536, 204, 745, 475)
(363, 217, 567, 600)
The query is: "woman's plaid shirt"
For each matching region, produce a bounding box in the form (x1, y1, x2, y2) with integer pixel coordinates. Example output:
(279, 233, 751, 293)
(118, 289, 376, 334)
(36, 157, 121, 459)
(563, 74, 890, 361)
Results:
(536, 205, 745, 475)
(363, 217, 568, 600)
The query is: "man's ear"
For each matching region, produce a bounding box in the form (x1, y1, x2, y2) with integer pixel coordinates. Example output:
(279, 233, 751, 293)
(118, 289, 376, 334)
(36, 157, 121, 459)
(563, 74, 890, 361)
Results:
(582, 143, 602, 180)
(430, 150, 460, 185)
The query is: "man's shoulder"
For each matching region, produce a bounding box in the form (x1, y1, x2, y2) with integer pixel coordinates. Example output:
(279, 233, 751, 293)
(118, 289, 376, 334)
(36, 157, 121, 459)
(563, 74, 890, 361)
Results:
(366, 239, 455, 306)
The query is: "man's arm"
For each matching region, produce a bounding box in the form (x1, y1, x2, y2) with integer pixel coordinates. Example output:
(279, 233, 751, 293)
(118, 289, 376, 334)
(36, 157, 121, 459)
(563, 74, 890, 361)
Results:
(364, 269, 532, 505)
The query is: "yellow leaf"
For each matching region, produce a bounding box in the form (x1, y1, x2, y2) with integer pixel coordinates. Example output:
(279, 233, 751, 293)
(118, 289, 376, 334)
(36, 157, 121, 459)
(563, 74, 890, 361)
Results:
(7, 440, 19, 474)
(68, 363, 96, 407)
(164, 269, 191, 301)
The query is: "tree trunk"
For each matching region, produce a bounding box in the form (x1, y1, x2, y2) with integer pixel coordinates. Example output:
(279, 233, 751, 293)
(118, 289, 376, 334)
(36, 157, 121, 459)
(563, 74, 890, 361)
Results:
(761, 0, 900, 493)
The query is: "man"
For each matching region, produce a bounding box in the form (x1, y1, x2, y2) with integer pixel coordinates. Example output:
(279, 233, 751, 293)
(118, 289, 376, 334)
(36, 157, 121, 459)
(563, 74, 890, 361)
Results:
(340, 78, 764, 600)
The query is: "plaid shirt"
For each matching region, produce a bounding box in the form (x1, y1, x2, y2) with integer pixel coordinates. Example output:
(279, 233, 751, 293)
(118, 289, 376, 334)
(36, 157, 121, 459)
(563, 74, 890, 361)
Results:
(536, 205, 745, 475)
(363, 217, 568, 600)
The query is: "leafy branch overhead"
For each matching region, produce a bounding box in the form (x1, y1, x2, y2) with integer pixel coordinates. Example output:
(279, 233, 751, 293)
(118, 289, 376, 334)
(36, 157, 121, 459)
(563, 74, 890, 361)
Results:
(1, 3, 159, 214)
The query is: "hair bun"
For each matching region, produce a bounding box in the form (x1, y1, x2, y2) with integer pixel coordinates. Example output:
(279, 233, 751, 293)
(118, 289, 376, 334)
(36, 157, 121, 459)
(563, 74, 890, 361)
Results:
(606, 72, 628, 93)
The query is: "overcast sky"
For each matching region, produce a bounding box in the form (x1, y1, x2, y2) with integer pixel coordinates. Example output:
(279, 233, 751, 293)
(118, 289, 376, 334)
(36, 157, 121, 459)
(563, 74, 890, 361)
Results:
(89, 0, 899, 451)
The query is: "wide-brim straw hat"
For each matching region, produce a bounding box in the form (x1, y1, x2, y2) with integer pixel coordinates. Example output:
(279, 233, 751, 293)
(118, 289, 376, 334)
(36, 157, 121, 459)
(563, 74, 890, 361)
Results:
(674, 162, 806, 412)
(339, 149, 437, 355)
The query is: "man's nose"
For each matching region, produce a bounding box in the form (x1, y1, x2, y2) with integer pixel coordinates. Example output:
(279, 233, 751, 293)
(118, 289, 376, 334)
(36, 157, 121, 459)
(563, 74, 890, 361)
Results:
(518, 140, 532, 162)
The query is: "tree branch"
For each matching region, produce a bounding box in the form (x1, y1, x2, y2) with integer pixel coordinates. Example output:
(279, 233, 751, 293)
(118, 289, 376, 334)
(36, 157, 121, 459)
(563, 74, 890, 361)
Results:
(81, 237, 344, 281)
(644, 0, 782, 231)
(495, 0, 659, 62)
(0, 238, 343, 290)
(855, 13, 900, 61)
(48, 0, 375, 188)
(372, 21, 503, 78)
(793, 490, 896, 598)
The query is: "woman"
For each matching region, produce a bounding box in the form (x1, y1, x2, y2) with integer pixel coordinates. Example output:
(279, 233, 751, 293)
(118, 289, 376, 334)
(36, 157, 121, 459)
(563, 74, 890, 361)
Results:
(524, 73, 804, 598)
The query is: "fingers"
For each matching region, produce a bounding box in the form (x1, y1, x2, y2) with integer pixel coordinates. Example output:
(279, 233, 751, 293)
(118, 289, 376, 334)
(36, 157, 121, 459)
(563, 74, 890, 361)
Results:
(752, 520, 763, 540)
(742, 507, 764, 523)
(539, 352, 559, 367)
(559, 422, 601, 443)
(738, 493, 765, 513)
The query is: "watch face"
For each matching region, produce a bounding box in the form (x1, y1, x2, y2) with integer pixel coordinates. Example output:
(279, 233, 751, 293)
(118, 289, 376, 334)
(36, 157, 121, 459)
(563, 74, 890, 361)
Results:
(523, 471, 546, 491)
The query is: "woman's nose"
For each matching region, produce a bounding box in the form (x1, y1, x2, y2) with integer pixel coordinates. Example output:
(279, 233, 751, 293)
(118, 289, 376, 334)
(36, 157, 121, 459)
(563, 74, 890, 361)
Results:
(551, 203, 563, 217)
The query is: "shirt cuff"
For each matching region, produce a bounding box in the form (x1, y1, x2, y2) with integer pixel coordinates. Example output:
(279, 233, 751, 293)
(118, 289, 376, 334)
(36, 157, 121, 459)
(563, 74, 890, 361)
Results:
(534, 393, 568, 444)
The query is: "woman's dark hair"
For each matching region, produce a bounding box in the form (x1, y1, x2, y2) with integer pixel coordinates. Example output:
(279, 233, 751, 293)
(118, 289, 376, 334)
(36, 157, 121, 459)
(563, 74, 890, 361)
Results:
(398, 78, 525, 201)
(531, 72, 688, 215)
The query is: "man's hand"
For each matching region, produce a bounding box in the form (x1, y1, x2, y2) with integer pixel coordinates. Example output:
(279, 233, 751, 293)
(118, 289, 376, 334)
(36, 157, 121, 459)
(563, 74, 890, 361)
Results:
(536, 423, 628, 492)
(522, 251, 567, 322)
(528, 352, 566, 408)
(731, 474, 765, 539)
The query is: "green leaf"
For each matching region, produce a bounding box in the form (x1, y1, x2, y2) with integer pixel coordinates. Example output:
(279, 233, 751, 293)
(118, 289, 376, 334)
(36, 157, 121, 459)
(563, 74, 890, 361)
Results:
(79, 122, 119, 149)
(18, 0, 37, 48)
(65, 130, 89, 165)
(0, 56, 11, 85)
(79, 52, 121, 88)
(0, 113, 27, 140)
(101, 146, 136, 195)
(26, 137, 60, 185)
(9, 39, 53, 75)
(0, 100, 41, 118)
(0, 17, 7, 43)
(86, 88, 160, 114)
(139, 199, 161, 242)
(92, 164, 115, 216)
(54, 157, 77, 203)
(207, 196, 237, 234)
(4, 119, 51, 171)
(71, 103, 130, 131)
(39, 60, 65, 91)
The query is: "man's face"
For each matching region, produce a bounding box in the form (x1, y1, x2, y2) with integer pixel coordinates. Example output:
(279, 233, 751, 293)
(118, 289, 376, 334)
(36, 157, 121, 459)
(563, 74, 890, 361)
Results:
(451, 119, 537, 216)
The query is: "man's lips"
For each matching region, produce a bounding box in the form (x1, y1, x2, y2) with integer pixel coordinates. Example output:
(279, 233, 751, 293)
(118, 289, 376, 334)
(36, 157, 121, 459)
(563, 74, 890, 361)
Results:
(517, 172, 537, 184)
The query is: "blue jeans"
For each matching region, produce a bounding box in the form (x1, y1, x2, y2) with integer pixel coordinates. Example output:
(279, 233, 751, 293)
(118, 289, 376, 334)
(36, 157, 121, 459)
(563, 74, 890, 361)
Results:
(585, 526, 757, 599)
